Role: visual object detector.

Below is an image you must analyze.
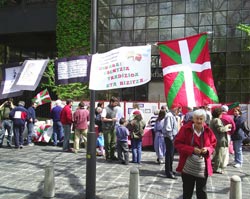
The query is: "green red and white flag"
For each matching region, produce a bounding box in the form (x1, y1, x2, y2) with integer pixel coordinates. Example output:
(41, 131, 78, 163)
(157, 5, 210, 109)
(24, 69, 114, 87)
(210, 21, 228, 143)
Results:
(158, 33, 219, 108)
(32, 89, 51, 106)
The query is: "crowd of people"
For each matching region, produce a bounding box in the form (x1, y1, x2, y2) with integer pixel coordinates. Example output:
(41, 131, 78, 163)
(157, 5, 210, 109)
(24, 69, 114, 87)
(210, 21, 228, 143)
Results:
(1, 97, 250, 199)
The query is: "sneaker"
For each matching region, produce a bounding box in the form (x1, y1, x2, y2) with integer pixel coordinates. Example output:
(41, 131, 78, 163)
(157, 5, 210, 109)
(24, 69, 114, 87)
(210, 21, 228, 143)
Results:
(234, 163, 242, 168)
(28, 143, 34, 146)
(19, 145, 23, 149)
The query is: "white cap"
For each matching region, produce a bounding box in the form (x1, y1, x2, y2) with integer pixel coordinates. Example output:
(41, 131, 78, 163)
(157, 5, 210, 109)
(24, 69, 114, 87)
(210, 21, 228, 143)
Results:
(221, 105, 229, 112)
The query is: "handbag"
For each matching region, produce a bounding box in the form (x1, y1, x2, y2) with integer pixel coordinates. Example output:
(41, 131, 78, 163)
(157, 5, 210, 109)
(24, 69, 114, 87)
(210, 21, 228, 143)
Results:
(182, 132, 206, 178)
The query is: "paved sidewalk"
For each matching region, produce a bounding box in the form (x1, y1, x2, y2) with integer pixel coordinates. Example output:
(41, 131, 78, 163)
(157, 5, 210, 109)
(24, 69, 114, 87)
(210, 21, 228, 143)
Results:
(0, 143, 250, 199)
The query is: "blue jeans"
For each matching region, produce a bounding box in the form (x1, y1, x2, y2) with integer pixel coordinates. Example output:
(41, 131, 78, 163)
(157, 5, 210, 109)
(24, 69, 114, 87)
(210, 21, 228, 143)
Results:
(27, 122, 34, 144)
(2, 119, 12, 145)
(62, 124, 71, 151)
(52, 121, 64, 145)
(131, 139, 142, 163)
(233, 140, 243, 165)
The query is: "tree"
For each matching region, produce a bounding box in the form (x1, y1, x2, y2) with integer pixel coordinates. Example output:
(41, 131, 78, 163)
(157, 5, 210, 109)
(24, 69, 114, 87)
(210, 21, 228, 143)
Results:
(42, 0, 91, 100)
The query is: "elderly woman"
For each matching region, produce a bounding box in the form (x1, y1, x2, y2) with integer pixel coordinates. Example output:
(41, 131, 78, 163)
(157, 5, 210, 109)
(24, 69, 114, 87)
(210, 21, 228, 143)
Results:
(210, 107, 232, 174)
(174, 109, 217, 199)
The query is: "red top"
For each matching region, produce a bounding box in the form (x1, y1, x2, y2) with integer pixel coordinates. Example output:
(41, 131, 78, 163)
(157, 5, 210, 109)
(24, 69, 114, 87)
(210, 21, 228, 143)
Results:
(174, 122, 217, 176)
(73, 109, 89, 130)
(60, 105, 72, 125)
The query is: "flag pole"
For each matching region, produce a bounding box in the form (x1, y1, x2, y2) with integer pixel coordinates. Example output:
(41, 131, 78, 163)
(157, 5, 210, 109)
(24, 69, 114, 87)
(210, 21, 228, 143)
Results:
(86, 0, 97, 198)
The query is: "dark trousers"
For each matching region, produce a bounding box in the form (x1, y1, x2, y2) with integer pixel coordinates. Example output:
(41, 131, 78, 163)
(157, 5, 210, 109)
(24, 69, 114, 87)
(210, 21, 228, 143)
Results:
(182, 172, 208, 199)
(164, 137, 175, 176)
(117, 141, 129, 163)
(13, 125, 25, 148)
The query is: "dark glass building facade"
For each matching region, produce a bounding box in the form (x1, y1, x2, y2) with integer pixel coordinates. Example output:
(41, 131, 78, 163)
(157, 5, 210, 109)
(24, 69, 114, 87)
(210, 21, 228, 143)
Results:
(0, 0, 250, 103)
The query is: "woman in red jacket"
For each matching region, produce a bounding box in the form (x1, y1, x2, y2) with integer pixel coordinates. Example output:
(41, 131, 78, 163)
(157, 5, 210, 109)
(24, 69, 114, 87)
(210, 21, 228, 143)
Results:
(174, 109, 217, 199)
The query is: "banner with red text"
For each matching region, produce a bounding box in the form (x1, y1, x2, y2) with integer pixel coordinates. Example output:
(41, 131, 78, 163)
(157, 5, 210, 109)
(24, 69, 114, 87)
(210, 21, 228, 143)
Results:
(89, 45, 151, 90)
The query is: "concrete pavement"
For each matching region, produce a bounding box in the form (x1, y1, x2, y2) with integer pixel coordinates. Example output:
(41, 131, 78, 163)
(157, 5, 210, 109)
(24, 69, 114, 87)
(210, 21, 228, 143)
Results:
(0, 142, 250, 199)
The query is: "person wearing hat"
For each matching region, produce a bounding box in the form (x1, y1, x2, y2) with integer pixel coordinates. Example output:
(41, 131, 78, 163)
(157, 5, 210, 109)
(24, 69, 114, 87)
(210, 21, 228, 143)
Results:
(130, 110, 146, 164)
(9, 101, 28, 149)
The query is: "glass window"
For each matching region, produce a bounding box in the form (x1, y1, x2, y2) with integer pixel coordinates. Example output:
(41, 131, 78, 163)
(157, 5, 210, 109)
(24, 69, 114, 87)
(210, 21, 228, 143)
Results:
(241, 80, 250, 92)
(147, 3, 158, 16)
(110, 0, 121, 5)
(226, 52, 241, 65)
(134, 17, 146, 29)
(135, 84, 148, 101)
(227, 26, 242, 38)
(110, 18, 121, 30)
(159, 28, 171, 41)
(199, 13, 212, 26)
(228, 0, 241, 10)
(151, 55, 159, 68)
(241, 93, 250, 103)
(199, 26, 213, 34)
(134, 30, 146, 42)
(122, 0, 133, 4)
(199, 0, 212, 12)
(110, 31, 122, 43)
(7, 47, 21, 63)
(98, 31, 110, 44)
(227, 11, 241, 24)
(214, 25, 227, 37)
(159, 15, 171, 28)
(226, 79, 241, 92)
(212, 38, 226, 52)
(186, 0, 198, 13)
(172, 27, 184, 39)
(227, 38, 241, 52)
(98, 44, 110, 53)
(241, 65, 250, 79)
(121, 30, 133, 42)
(211, 52, 226, 66)
(99, 18, 109, 31)
(225, 92, 241, 102)
(122, 5, 133, 17)
(186, 13, 198, 27)
(213, 11, 227, 25)
(243, 0, 250, 9)
(135, 4, 146, 16)
(242, 10, 250, 24)
(110, 6, 122, 18)
(0, 44, 4, 65)
(159, 2, 171, 15)
(172, 1, 185, 14)
(122, 17, 134, 30)
(99, 7, 109, 18)
(122, 87, 135, 101)
(226, 65, 241, 79)
(214, 0, 228, 11)
(241, 52, 250, 64)
(135, 0, 146, 3)
(147, 16, 159, 29)
(185, 27, 198, 37)
(172, 14, 184, 27)
(146, 29, 158, 42)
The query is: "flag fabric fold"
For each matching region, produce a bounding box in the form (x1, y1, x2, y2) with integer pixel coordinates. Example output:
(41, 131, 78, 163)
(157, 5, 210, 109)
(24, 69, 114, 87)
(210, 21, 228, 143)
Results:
(158, 33, 219, 108)
(32, 89, 51, 106)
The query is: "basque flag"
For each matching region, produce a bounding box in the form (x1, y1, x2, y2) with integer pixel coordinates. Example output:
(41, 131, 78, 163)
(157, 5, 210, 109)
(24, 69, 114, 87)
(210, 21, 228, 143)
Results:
(158, 33, 219, 108)
(32, 89, 51, 106)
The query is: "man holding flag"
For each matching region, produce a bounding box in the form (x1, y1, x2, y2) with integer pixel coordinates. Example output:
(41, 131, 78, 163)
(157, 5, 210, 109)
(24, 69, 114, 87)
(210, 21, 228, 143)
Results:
(158, 33, 219, 108)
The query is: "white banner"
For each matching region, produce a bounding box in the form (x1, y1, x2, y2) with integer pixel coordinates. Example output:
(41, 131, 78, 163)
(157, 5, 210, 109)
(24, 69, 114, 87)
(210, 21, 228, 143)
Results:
(89, 45, 151, 90)
(14, 59, 49, 90)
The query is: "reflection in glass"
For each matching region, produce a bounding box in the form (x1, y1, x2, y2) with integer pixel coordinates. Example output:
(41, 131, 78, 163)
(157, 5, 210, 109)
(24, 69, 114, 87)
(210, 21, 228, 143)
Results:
(147, 3, 158, 16)
(172, 28, 184, 39)
(159, 15, 171, 28)
(134, 30, 146, 42)
(110, 18, 121, 30)
(122, 18, 134, 30)
(147, 16, 159, 29)
(172, 14, 184, 27)
(134, 17, 145, 29)
(159, 2, 171, 15)
(159, 29, 171, 41)
(199, 13, 212, 26)
(122, 5, 133, 17)
(186, 14, 198, 27)
(135, 4, 146, 16)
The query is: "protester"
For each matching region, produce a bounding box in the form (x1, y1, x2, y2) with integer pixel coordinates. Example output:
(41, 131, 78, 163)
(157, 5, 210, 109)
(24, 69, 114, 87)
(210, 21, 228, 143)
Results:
(210, 107, 232, 174)
(174, 109, 217, 199)
(116, 117, 129, 165)
(130, 111, 146, 164)
(162, 106, 178, 179)
(153, 109, 166, 164)
(73, 102, 89, 153)
(101, 96, 119, 161)
(0, 98, 14, 147)
(221, 104, 236, 166)
(114, 101, 124, 127)
(26, 102, 38, 146)
(9, 101, 28, 149)
(148, 109, 159, 148)
(60, 99, 73, 152)
(182, 107, 193, 125)
(129, 102, 144, 121)
(231, 107, 246, 168)
(50, 99, 64, 146)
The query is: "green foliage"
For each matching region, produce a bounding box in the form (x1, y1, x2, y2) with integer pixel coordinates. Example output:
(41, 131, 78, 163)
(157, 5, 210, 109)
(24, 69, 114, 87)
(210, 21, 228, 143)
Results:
(237, 24, 250, 50)
(42, 0, 91, 100)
